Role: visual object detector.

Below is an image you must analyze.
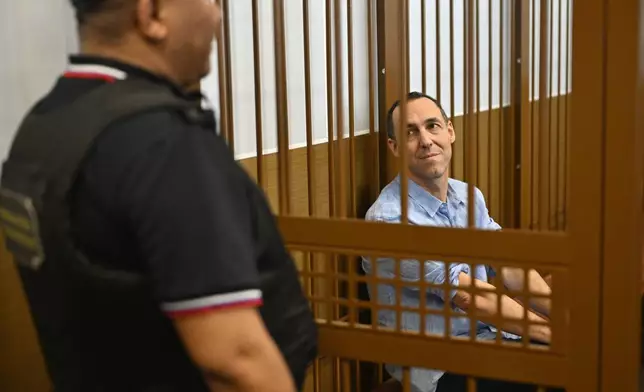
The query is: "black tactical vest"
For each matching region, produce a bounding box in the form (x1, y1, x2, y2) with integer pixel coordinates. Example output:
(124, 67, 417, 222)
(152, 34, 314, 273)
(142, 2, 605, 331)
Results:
(0, 79, 317, 391)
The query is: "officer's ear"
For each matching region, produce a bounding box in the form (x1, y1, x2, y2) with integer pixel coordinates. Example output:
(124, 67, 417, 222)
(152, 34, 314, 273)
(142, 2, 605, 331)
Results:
(136, 0, 168, 42)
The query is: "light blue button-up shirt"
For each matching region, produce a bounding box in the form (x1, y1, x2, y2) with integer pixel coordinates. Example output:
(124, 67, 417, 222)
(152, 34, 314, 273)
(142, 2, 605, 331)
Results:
(362, 176, 518, 392)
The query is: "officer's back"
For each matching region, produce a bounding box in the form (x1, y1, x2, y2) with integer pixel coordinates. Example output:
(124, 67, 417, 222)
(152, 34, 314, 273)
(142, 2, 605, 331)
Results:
(0, 1, 317, 391)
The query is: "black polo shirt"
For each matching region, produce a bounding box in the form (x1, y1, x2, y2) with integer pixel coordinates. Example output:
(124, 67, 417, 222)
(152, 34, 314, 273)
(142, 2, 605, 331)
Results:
(24, 56, 315, 391)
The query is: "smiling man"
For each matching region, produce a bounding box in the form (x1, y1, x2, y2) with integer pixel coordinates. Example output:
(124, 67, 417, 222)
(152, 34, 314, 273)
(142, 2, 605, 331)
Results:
(362, 92, 558, 392)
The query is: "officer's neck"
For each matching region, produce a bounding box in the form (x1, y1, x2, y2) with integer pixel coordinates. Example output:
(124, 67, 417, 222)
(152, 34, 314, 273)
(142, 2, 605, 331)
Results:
(79, 38, 186, 88)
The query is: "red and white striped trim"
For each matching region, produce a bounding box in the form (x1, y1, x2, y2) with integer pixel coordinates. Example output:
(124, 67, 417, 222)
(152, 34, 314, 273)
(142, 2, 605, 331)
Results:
(161, 289, 263, 317)
(63, 64, 127, 82)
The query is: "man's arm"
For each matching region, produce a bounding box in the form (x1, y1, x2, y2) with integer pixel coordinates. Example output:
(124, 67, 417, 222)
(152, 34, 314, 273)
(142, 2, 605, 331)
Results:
(475, 189, 552, 317)
(454, 273, 551, 343)
(500, 268, 552, 317)
(173, 308, 295, 392)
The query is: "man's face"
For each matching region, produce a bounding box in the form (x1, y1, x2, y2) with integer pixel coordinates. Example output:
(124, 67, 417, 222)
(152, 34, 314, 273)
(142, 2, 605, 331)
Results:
(388, 98, 455, 182)
(157, 0, 222, 86)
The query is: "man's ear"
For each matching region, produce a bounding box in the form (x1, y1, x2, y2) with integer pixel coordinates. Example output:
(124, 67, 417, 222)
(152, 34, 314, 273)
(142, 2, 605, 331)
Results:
(447, 120, 456, 144)
(387, 138, 399, 157)
(136, 0, 168, 41)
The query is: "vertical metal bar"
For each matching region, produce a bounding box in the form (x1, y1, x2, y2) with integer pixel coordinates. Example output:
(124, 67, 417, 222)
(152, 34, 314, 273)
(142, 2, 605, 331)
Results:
(498, 0, 504, 222)
(475, 0, 480, 188)
(539, 0, 550, 231)
(326, 0, 336, 217)
(314, 358, 321, 392)
(335, 357, 341, 392)
(347, 0, 357, 218)
(325, 253, 334, 324)
(601, 1, 644, 389)
(368, 0, 379, 199)
(402, 367, 412, 392)
(506, 0, 518, 228)
(216, 16, 229, 144)
(301, 0, 318, 342)
(556, 0, 564, 230)
(520, 0, 533, 229)
(435, 0, 441, 102)
(273, 0, 291, 215)
(487, 0, 493, 214)
(521, 267, 530, 346)
(302, 252, 312, 315)
(421, 0, 427, 93)
(370, 254, 379, 330)
(355, 360, 361, 392)
(222, 0, 235, 152)
(394, 257, 402, 332)
(348, 260, 357, 328)
(563, 0, 570, 231)
(251, 0, 265, 190)
(495, 265, 504, 344)
(463, 0, 468, 182)
(449, 0, 455, 177)
(467, 377, 477, 392)
(548, 0, 555, 230)
(442, 262, 451, 339)
(399, 0, 410, 224)
(334, 0, 347, 219)
(341, 360, 351, 392)
(467, 0, 475, 229)
(303, 0, 316, 217)
(531, 0, 539, 230)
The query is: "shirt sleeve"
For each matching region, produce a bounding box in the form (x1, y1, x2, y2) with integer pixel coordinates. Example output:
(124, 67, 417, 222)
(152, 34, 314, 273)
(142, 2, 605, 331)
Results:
(475, 187, 501, 231)
(401, 260, 471, 301)
(115, 113, 261, 317)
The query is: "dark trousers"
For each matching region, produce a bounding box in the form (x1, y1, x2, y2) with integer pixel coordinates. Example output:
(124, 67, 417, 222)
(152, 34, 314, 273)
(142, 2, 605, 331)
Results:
(436, 372, 565, 392)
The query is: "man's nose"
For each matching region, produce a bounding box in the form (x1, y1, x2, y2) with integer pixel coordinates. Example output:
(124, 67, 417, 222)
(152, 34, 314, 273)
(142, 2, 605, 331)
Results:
(419, 129, 433, 147)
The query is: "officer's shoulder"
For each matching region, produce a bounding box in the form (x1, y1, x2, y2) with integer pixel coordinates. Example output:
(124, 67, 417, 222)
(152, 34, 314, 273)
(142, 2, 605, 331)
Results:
(100, 108, 210, 155)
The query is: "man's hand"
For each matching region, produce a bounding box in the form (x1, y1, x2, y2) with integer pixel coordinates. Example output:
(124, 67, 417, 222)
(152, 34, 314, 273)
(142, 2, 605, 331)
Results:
(172, 307, 296, 392)
(453, 273, 551, 344)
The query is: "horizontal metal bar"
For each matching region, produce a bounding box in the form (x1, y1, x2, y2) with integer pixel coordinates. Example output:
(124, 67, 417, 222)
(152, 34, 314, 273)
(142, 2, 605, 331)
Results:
(318, 324, 567, 387)
(278, 216, 571, 266)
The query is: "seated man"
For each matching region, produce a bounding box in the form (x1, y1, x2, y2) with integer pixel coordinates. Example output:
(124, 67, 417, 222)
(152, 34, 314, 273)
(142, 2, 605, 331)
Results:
(362, 92, 557, 392)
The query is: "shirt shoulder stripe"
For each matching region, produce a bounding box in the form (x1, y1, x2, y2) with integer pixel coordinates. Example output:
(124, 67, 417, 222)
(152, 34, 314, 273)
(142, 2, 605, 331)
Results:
(161, 289, 263, 316)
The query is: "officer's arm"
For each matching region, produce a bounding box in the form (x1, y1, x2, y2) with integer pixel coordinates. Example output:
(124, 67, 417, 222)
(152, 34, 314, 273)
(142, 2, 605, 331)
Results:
(173, 307, 296, 392)
(117, 115, 299, 391)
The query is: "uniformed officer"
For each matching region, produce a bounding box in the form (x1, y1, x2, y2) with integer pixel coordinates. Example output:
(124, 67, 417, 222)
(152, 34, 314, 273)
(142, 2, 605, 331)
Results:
(0, 0, 317, 391)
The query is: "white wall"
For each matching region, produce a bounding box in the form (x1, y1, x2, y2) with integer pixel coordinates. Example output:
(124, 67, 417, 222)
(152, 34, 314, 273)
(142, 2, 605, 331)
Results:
(0, 0, 78, 165)
(202, 0, 376, 160)
(204, 0, 572, 160)
(0, 0, 571, 164)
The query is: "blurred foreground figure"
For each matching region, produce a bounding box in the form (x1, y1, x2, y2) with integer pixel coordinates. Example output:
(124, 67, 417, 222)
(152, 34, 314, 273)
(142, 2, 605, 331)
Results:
(0, 0, 317, 391)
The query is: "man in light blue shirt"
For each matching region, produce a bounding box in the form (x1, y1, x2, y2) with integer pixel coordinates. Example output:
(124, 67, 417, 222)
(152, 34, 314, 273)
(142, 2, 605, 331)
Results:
(363, 92, 558, 392)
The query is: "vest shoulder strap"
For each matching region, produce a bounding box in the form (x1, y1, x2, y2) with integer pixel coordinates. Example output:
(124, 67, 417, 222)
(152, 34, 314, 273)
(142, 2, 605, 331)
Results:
(0, 78, 202, 273)
(7, 78, 202, 199)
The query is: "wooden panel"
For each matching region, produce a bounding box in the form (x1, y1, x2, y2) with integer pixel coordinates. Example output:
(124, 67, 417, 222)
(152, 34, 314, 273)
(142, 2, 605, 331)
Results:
(239, 134, 376, 220)
(0, 238, 50, 392)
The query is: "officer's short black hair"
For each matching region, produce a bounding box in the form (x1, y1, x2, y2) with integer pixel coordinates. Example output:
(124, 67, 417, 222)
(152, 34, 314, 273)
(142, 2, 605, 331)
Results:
(386, 92, 449, 140)
(70, 0, 133, 40)
(71, 0, 110, 24)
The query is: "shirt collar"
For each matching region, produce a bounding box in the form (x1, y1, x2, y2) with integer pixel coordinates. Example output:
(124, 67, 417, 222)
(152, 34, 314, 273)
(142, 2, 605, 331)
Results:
(66, 55, 202, 102)
(395, 175, 465, 217)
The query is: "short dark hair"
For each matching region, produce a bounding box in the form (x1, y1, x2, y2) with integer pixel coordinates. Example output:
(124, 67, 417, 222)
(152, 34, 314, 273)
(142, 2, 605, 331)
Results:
(386, 92, 449, 140)
(71, 0, 110, 24)
(70, 0, 133, 40)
